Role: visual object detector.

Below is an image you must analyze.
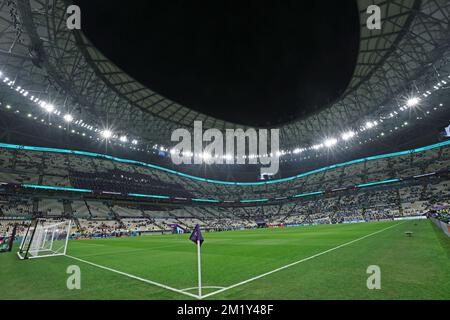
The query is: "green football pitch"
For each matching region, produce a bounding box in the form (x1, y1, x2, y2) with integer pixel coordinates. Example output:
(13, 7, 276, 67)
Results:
(1, 219, 449, 300)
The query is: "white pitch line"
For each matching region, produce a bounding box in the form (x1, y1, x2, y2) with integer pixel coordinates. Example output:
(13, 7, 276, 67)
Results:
(200, 222, 404, 299)
(181, 286, 225, 292)
(65, 254, 200, 299)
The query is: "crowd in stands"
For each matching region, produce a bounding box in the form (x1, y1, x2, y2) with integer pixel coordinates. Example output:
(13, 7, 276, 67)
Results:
(71, 169, 193, 199)
(75, 219, 121, 237)
(1, 197, 449, 239)
(0, 142, 449, 202)
(428, 205, 450, 224)
(0, 143, 449, 237)
(0, 200, 33, 217)
(1, 177, 448, 236)
(0, 220, 30, 238)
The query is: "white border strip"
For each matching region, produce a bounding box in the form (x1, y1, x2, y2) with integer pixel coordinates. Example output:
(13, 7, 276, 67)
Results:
(200, 222, 404, 299)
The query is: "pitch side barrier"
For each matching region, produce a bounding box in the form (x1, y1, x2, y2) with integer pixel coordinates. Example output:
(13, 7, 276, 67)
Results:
(430, 218, 450, 237)
(0, 139, 449, 187)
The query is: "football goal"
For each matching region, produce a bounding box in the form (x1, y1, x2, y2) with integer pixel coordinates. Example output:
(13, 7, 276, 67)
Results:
(17, 219, 72, 260)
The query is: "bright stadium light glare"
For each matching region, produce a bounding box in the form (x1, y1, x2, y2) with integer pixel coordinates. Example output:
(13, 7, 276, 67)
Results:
(407, 97, 420, 107)
(342, 131, 355, 141)
(119, 135, 128, 143)
(366, 121, 375, 129)
(131, 139, 138, 145)
(101, 129, 113, 139)
(202, 153, 211, 161)
(63, 114, 73, 123)
(312, 144, 323, 150)
(324, 138, 338, 148)
(44, 104, 55, 113)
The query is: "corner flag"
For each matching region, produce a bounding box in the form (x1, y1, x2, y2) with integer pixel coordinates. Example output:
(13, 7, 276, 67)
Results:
(189, 224, 204, 246)
(190, 224, 204, 297)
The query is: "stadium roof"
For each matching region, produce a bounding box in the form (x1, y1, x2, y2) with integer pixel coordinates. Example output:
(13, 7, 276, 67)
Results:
(0, 0, 449, 150)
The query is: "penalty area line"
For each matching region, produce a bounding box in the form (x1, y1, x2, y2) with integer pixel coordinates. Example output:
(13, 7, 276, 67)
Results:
(65, 254, 200, 299)
(200, 222, 405, 299)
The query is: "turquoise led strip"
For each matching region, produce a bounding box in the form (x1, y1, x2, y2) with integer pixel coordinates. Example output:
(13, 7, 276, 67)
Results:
(22, 184, 92, 193)
(19, 177, 410, 203)
(192, 198, 221, 203)
(294, 191, 324, 198)
(357, 179, 401, 188)
(240, 199, 269, 203)
(128, 193, 171, 200)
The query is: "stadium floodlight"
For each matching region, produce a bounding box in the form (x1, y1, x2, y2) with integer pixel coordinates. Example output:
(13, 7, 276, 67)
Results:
(131, 139, 138, 145)
(63, 114, 73, 123)
(119, 135, 128, 143)
(342, 131, 355, 141)
(312, 144, 323, 150)
(44, 104, 55, 113)
(407, 97, 420, 107)
(202, 153, 211, 161)
(101, 129, 113, 139)
(365, 121, 375, 129)
(324, 138, 338, 148)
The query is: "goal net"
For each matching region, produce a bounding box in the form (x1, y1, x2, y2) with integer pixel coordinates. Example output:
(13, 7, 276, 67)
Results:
(18, 219, 72, 260)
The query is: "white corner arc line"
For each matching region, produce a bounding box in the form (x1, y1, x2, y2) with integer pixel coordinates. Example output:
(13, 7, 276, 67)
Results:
(181, 286, 226, 292)
(65, 254, 200, 299)
(200, 222, 404, 299)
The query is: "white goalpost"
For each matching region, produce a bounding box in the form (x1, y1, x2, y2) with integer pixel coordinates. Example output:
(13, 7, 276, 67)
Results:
(17, 219, 72, 260)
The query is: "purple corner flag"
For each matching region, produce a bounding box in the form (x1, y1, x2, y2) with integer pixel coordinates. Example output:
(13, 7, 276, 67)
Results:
(189, 224, 204, 246)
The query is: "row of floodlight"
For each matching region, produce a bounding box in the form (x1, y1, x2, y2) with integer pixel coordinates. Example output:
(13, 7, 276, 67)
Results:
(163, 91, 444, 161)
(0, 70, 142, 147)
(282, 82, 446, 157)
(0, 68, 448, 161)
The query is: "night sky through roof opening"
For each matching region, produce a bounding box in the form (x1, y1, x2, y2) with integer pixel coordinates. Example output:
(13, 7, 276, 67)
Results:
(76, 0, 360, 127)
